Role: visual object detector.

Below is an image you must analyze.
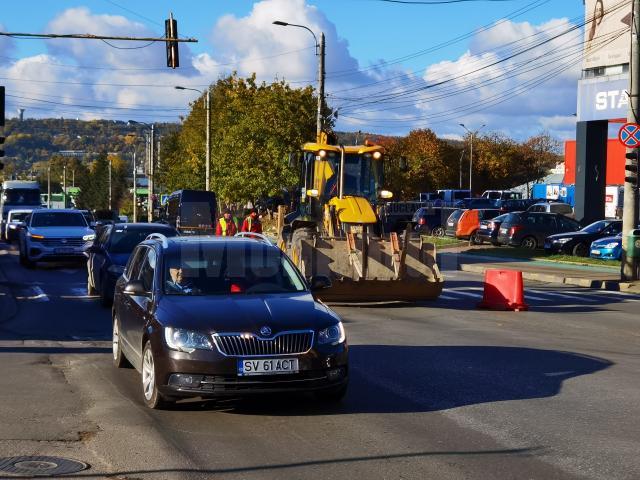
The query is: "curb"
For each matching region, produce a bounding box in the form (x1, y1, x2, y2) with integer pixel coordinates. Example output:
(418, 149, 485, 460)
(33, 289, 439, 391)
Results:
(458, 263, 622, 290)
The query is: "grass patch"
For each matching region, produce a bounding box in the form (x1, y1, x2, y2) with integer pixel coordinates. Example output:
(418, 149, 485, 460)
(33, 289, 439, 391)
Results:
(467, 247, 620, 267)
(421, 235, 467, 249)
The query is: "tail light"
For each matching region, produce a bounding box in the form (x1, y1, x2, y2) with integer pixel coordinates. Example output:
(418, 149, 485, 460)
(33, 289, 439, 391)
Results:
(418, 218, 426, 225)
(230, 283, 244, 293)
(508, 225, 521, 236)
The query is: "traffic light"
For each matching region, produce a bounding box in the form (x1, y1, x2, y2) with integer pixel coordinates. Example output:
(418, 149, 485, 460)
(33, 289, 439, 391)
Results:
(165, 14, 179, 69)
(625, 151, 640, 185)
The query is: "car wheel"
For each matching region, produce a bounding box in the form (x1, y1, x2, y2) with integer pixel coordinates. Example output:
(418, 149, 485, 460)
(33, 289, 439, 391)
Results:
(520, 236, 537, 250)
(315, 384, 348, 403)
(431, 226, 445, 237)
(572, 242, 588, 257)
(470, 230, 483, 245)
(141, 341, 171, 409)
(112, 316, 130, 368)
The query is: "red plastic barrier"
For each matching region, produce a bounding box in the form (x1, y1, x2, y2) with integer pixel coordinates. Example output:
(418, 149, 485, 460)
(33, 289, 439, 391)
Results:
(477, 269, 528, 311)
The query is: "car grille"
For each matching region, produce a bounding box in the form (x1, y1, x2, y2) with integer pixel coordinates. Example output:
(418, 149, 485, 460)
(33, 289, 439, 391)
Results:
(38, 237, 86, 247)
(212, 331, 314, 357)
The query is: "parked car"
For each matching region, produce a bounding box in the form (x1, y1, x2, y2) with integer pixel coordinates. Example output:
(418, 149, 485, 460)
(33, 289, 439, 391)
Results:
(2, 209, 32, 243)
(545, 220, 622, 257)
(496, 212, 580, 249)
(526, 201, 574, 218)
(444, 209, 466, 237)
(112, 234, 348, 409)
(455, 198, 497, 209)
(87, 223, 179, 306)
(476, 213, 510, 246)
(590, 234, 622, 260)
(481, 190, 523, 200)
(498, 198, 539, 213)
(412, 207, 456, 237)
(18, 209, 94, 268)
(455, 209, 501, 244)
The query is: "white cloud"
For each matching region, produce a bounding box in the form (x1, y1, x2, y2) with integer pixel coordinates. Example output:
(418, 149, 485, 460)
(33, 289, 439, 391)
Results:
(0, 4, 581, 141)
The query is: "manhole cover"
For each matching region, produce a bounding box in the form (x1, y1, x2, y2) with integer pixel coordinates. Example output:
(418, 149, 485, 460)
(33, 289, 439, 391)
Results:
(0, 456, 88, 477)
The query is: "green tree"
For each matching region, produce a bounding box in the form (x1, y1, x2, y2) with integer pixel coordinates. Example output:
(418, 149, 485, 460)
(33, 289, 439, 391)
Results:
(158, 73, 327, 203)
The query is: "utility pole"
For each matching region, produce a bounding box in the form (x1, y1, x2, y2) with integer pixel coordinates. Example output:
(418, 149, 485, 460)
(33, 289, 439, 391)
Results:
(108, 156, 112, 211)
(47, 163, 51, 208)
(317, 32, 325, 142)
(133, 152, 137, 223)
(62, 164, 66, 208)
(459, 123, 486, 194)
(72, 169, 75, 188)
(148, 124, 154, 222)
(458, 149, 465, 189)
(206, 88, 211, 191)
(622, 0, 640, 281)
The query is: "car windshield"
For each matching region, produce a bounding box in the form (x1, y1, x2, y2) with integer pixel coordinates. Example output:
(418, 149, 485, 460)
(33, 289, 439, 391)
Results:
(32, 212, 87, 227)
(492, 214, 509, 223)
(164, 242, 307, 296)
(2, 189, 41, 206)
(9, 212, 30, 222)
(448, 209, 464, 222)
(581, 220, 611, 234)
(109, 228, 177, 254)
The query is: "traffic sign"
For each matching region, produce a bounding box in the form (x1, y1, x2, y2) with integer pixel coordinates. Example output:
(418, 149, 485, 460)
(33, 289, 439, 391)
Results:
(618, 123, 640, 148)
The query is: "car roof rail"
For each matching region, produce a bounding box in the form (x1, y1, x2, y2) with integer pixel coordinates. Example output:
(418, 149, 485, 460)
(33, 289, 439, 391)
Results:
(146, 232, 169, 248)
(234, 232, 274, 246)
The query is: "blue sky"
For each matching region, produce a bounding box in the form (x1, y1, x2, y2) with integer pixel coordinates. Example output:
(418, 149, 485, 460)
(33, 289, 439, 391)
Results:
(0, 0, 586, 139)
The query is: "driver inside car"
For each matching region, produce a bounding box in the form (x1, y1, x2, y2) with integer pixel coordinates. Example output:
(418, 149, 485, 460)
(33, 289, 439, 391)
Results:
(166, 266, 198, 295)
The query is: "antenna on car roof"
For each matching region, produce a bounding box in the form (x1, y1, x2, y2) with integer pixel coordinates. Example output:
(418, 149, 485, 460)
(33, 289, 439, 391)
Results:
(146, 232, 169, 249)
(234, 232, 274, 246)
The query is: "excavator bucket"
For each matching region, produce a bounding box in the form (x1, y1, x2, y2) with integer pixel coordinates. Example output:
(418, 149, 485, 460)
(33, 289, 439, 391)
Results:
(286, 227, 443, 302)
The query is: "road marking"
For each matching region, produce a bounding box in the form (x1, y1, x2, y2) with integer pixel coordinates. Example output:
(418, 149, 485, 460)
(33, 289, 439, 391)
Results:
(444, 290, 480, 298)
(524, 293, 548, 301)
(528, 290, 598, 302)
(15, 286, 49, 302)
(438, 293, 459, 300)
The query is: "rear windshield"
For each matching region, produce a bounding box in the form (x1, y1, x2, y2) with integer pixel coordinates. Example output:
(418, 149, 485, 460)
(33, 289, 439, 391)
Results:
(163, 243, 306, 296)
(448, 209, 465, 222)
(181, 203, 215, 227)
(32, 212, 87, 227)
(501, 213, 522, 224)
(2, 189, 41, 206)
(108, 228, 177, 254)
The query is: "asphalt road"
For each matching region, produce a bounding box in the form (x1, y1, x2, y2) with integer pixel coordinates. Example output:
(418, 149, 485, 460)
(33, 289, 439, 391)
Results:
(0, 243, 639, 480)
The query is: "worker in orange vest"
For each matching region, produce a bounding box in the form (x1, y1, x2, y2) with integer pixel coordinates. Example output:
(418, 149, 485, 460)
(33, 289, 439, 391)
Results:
(241, 208, 263, 234)
(215, 209, 238, 236)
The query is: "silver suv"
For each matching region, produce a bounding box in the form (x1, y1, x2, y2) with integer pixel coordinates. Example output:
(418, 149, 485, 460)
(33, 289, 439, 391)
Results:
(18, 209, 95, 268)
(526, 202, 574, 218)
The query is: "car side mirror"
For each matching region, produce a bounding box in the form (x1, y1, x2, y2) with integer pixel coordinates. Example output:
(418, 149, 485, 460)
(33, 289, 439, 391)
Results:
(310, 275, 332, 291)
(123, 279, 149, 296)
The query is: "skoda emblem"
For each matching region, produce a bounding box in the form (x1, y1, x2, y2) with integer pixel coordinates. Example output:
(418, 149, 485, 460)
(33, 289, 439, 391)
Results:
(260, 326, 272, 337)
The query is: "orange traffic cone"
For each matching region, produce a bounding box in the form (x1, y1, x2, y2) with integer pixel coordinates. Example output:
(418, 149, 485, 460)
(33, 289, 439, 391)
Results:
(477, 269, 528, 311)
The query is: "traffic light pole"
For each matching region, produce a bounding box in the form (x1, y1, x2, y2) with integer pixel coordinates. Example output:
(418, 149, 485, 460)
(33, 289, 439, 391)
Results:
(622, 0, 640, 281)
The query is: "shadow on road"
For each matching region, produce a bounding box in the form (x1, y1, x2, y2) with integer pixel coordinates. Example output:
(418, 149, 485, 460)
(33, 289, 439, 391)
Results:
(161, 345, 612, 415)
(0, 447, 542, 478)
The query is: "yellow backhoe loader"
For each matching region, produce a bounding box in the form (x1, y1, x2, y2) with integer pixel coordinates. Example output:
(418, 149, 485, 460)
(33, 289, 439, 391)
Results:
(278, 137, 443, 302)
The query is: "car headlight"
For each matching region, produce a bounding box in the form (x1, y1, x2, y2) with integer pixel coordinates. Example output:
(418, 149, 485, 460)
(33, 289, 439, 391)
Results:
(164, 327, 213, 353)
(83, 234, 96, 241)
(318, 322, 345, 345)
(555, 238, 571, 244)
(604, 242, 619, 249)
(107, 264, 125, 275)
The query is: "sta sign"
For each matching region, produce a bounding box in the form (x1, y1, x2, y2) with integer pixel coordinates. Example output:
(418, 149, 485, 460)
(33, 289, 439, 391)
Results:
(594, 89, 629, 111)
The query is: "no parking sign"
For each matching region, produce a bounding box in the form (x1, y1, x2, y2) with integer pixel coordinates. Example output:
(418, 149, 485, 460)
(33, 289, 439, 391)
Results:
(618, 123, 640, 148)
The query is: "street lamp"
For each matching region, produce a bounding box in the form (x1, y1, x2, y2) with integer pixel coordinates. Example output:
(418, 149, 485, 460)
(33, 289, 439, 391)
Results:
(273, 20, 325, 142)
(128, 120, 155, 222)
(175, 85, 211, 192)
(459, 123, 486, 194)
